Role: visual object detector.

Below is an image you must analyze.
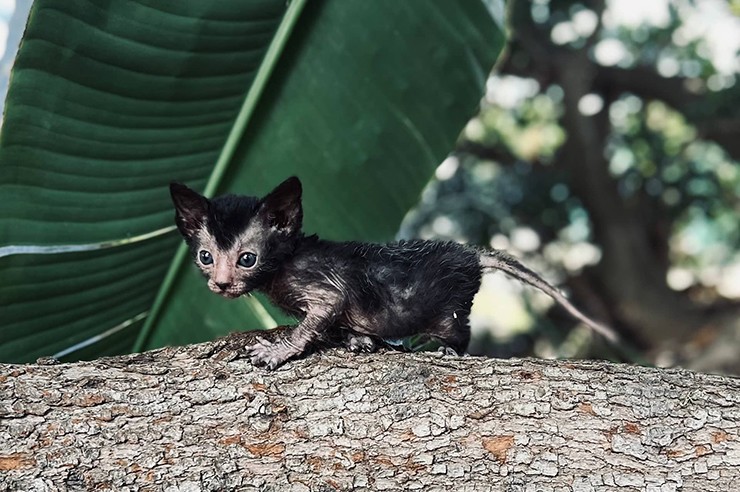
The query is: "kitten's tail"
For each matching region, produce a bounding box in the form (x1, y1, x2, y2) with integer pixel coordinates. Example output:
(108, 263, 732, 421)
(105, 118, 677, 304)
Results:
(479, 250, 619, 344)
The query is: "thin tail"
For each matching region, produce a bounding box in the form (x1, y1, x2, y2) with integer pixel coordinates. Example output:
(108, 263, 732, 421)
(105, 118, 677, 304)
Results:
(480, 250, 619, 344)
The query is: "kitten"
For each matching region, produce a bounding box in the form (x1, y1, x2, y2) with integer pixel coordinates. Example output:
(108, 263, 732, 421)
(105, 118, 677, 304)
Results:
(170, 177, 618, 369)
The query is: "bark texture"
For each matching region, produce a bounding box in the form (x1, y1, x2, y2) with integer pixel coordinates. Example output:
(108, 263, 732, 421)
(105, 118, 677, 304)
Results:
(1, 332, 739, 491)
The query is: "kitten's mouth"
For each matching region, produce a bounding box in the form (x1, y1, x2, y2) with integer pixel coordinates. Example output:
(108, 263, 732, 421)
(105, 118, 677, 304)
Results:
(218, 291, 243, 299)
(208, 284, 245, 299)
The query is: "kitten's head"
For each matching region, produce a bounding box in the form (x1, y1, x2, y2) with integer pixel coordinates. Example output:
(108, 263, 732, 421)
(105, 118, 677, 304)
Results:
(169, 177, 303, 298)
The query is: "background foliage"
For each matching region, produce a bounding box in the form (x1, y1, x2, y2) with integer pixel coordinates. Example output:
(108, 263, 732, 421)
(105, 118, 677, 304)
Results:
(0, 0, 504, 362)
(2, 0, 738, 375)
(402, 0, 740, 373)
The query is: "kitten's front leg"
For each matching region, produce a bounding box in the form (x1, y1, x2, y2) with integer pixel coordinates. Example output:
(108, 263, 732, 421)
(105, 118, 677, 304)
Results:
(246, 309, 336, 369)
(244, 336, 295, 370)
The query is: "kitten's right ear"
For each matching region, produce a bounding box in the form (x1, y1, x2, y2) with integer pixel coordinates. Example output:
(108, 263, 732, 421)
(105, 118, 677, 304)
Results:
(169, 182, 208, 239)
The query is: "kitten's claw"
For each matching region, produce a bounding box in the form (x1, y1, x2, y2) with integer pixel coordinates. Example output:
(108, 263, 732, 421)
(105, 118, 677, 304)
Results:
(438, 346, 460, 357)
(344, 333, 377, 353)
(245, 337, 297, 370)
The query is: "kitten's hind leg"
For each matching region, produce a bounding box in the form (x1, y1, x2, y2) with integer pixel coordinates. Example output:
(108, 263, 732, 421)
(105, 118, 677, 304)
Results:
(431, 311, 471, 356)
(343, 331, 378, 353)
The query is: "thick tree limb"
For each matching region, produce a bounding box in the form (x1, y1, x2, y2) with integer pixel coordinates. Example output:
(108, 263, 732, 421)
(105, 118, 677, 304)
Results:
(1, 332, 739, 491)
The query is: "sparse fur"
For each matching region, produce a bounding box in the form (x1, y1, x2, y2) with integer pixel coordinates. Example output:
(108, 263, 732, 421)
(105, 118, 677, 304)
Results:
(170, 177, 618, 369)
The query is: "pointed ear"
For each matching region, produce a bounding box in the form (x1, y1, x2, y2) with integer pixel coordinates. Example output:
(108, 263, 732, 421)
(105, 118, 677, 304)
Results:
(169, 182, 209, 239)
(260, 176, 303, 232)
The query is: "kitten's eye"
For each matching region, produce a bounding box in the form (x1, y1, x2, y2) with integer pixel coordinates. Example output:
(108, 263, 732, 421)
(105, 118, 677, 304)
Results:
(238, 252, 257, 268)
(199, 250, 213, 265)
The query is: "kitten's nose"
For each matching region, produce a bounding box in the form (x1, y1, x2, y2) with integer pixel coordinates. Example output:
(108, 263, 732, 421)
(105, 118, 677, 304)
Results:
(215, 281, 231, 291)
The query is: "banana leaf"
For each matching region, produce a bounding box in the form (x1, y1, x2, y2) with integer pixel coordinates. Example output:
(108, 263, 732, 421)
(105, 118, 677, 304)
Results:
(0, 0, 505, 363)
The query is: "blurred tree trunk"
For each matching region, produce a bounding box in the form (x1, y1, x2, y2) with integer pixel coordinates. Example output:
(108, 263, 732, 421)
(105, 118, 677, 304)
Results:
(493, 0, 740, 350)
(555, 51, 706, 343)
(2, 334, 739, 490)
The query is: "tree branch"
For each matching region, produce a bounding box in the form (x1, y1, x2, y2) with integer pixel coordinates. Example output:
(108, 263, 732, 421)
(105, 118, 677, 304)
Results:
(500, 46, 740, 160)
(2, 332, 739, 490)
(593, 63, 740, 152)
(593, 65, 703, 110)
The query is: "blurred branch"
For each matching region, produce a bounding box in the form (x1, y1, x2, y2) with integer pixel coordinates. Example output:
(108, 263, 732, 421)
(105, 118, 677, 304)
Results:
(594, 66, 702, 108)
(582, 0, 606, 52)
(500, 11, 740, 162)
(456, 141, 535, 166)
(594, 66, 740, 160)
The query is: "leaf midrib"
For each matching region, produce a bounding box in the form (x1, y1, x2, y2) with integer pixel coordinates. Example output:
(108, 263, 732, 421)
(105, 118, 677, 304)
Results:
(132, 0, 309, 352)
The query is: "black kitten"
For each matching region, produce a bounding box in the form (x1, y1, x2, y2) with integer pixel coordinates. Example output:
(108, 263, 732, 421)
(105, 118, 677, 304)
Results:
(170, 177, 618, 369)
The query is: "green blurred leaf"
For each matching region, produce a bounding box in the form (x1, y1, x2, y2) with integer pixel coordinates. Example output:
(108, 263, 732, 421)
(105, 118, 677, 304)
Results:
(0, 0, 505, 362)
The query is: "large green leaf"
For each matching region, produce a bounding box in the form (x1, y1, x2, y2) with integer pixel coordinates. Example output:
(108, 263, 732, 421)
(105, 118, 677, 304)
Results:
(0, 0, 505, 362)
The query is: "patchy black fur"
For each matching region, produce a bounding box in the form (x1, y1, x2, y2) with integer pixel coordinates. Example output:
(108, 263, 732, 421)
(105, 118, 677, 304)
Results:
(170, 177, 617, 369)
(261, 238, 482, 352)
(207, 195, 260, 250)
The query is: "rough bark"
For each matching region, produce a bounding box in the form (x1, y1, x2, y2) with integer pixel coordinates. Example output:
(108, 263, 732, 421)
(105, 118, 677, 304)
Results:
(1, 331, 739, 491)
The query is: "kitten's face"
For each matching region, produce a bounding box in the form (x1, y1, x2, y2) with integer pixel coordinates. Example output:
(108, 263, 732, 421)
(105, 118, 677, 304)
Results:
(170, 177, 303, 298)
(190, 217, 269, 298)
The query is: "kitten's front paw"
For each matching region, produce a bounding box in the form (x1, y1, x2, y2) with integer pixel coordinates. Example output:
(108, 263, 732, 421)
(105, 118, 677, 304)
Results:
(246, 336, 297, 370)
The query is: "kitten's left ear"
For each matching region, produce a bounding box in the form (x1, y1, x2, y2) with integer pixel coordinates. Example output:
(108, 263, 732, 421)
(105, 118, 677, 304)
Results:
(260, 176, 303, 232)
(170, 182, 209, 239)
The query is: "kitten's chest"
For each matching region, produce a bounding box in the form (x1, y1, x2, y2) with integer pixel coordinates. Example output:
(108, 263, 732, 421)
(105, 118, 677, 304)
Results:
(260, 269, 309, 317)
